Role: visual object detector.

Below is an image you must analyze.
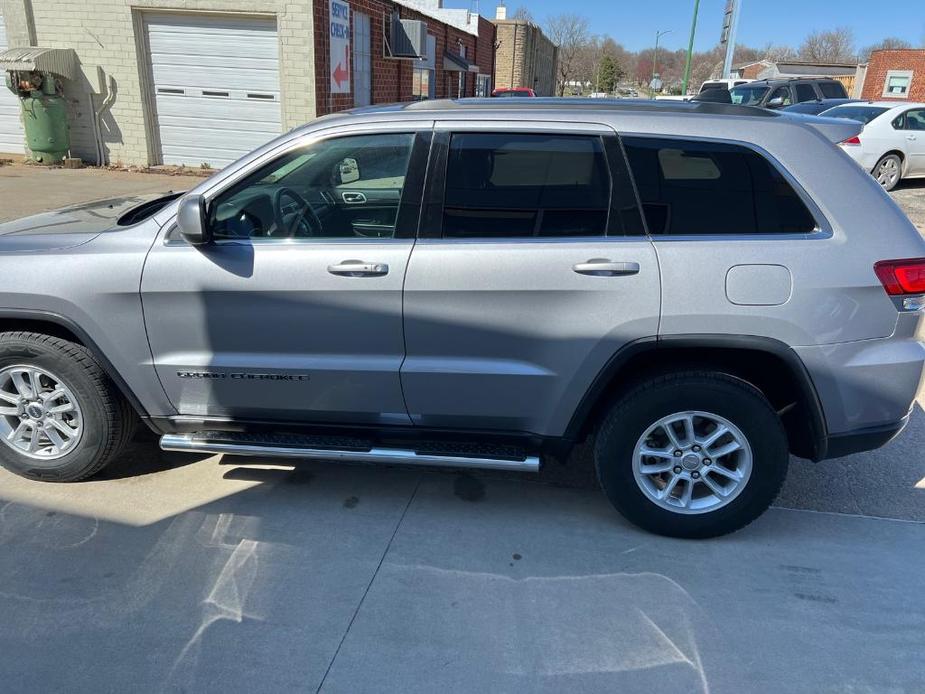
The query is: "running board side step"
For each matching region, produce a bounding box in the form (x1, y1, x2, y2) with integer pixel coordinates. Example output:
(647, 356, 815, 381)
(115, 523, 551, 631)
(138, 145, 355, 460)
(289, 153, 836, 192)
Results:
(159, 434, 541, 473)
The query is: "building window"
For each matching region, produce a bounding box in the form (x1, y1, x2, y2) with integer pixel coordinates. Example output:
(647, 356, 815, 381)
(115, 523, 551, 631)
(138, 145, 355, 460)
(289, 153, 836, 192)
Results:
(475, 74, 491, 97)
(412, 34, 436, 100)
(457, 45, 467, 97)
(353, 12, 372, 106)
(883, 70, 913, 99)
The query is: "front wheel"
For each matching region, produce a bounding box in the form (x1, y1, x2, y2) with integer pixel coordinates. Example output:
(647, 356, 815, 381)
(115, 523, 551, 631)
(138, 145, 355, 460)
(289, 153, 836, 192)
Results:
(594, 372, 789, 538)
(873, 153, 903, 191)
(0, 332, 135, 482)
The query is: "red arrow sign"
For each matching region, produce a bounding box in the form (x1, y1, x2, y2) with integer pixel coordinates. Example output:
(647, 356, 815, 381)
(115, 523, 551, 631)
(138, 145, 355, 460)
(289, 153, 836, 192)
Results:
(333, 45, 349, 88)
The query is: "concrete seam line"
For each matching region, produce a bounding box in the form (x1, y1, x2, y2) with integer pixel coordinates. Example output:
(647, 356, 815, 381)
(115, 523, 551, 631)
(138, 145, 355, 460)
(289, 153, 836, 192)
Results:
(771, 505, 925, 525)
(315, 473, 424, 693)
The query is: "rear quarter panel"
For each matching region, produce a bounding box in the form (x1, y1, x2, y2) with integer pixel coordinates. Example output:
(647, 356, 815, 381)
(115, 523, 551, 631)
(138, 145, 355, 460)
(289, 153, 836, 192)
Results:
(607, 111, 924, 346)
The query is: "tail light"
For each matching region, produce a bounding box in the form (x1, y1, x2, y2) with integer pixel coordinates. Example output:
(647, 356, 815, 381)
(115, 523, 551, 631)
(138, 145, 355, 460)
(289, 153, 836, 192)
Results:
(841, 136, 861, 146)
(874, 258, 925, 296)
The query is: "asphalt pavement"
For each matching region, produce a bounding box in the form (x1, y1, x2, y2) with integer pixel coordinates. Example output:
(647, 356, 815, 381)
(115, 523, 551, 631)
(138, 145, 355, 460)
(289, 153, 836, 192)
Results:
(0, 163, 924, 693)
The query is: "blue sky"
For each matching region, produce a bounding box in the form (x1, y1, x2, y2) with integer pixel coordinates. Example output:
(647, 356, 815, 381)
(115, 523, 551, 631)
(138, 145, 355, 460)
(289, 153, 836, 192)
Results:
(459, 0, 925, 53)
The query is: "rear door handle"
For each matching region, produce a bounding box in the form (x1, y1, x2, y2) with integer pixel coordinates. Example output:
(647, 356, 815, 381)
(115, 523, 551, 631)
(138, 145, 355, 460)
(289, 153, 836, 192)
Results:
(572, 260, 640, 277)
(327, 259, 389, 277)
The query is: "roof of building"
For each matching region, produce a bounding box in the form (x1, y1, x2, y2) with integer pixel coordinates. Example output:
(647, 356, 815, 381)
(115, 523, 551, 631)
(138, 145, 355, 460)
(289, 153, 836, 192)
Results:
(735, 60, 858, 76)
(733, 59, 773, 69)
(392, 0, 480, 36)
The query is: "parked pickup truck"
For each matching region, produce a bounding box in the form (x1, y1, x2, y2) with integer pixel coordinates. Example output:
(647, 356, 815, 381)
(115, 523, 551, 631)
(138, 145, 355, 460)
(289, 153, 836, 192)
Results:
(1, 98, 923, 538)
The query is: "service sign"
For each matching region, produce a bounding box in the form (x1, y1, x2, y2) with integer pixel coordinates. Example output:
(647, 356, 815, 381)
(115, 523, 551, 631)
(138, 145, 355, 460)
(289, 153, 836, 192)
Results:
(330, 0, 351, 94)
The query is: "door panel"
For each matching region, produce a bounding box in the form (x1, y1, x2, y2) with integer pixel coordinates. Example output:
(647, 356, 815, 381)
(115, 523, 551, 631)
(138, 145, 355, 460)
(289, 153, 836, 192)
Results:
(400, 123, 660, 437)
(401, 239, 660, 434)
(903, 109, 925, 175)
(142, 239, 414, 424)
(141, 127, 431, 424)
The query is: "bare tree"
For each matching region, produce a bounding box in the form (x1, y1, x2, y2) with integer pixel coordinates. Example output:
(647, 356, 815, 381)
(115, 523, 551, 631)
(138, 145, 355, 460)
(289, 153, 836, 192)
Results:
(860, 37, 912, 61)
(761, 43, 797, 62)
(573, 36, 629, 93)
(511, 6, 534, 22)
(545, 14, 590, 95)
(799, 27, 857, 63)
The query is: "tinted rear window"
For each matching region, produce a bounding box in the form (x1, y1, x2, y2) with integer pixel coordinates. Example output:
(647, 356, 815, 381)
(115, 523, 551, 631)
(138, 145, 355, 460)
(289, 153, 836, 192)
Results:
(795, 83, 817, 102)
(819, 81, 848, 98)
(822, 106, 889, 124)
(700, 82, 726, 93)
(493, 90, 531, 97)
(442, 133, 611, 238)
(622, 137, 817, 235)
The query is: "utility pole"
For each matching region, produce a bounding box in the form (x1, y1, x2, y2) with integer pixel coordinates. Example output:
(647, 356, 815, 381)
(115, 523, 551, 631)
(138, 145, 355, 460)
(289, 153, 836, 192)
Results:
(651, 29, 672, 95)
(721, 0, 743, 79)
(681, 0, 701, 95)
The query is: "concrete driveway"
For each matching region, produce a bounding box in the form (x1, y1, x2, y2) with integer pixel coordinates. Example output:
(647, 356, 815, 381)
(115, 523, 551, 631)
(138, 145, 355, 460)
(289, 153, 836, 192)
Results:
(1, 163, 924, 693)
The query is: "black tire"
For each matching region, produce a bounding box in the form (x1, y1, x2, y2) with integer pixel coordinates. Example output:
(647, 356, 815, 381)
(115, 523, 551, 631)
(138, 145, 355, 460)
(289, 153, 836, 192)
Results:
(0, 331, 135, 482)
(594, 371, 788, 539)
(873, 153, 902, 192)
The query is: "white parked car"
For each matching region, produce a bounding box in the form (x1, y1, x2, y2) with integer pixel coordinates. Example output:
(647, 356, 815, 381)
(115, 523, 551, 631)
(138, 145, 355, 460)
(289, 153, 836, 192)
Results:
(822, 101, 925, 191)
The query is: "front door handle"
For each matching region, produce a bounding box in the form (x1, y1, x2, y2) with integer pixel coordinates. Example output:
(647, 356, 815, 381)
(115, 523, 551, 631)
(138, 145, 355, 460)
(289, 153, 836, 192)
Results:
(327, 259, 389, 277)
(341, 191, 367, 204)
(572, 259, 641, 277)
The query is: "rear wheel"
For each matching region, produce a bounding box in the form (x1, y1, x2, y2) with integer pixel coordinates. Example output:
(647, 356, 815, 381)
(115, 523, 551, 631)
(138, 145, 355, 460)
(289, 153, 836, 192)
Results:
(0, 332, 135, 482)
(594, 372, 788, 538)
(873, 153, 902, 191)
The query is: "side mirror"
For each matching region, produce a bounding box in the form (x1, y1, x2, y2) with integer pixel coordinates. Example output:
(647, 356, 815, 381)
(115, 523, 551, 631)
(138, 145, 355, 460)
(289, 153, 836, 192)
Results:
(767, 96, 785, 108)
(177, 193, 211, 245)
(337, 157, 360, 185)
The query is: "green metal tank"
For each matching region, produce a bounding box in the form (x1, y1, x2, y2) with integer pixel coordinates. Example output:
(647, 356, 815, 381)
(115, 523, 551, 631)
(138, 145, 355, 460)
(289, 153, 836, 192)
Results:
(20, 75, 69, 164)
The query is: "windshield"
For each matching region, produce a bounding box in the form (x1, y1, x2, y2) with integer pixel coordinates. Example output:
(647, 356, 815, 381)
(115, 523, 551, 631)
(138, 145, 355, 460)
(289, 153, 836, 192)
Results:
(819, 106, 890, 124)
(730, 85, 769, 105)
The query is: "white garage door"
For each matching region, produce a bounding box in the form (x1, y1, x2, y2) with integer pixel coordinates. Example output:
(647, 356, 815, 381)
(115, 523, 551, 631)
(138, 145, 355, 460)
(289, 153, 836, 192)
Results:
(0, 10, 26, 154)
(146, 13, 282, 168)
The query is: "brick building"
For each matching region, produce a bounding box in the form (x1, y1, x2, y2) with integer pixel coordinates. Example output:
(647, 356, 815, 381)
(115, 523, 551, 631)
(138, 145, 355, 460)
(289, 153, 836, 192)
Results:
(491, 4, 557, 96)
(0, 0, 494, 166)
(860, 49, 925, 102)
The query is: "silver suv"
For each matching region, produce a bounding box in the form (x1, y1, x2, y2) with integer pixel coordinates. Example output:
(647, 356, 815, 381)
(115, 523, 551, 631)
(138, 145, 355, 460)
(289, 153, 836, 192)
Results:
(1, 99, 923, 538)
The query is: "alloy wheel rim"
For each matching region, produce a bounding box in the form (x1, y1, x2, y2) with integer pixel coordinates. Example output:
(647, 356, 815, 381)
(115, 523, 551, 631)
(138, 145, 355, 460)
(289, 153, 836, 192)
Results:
(633, 410, 753, 515)
(877, 158, 899, 187)
(0, 365, 83, 461)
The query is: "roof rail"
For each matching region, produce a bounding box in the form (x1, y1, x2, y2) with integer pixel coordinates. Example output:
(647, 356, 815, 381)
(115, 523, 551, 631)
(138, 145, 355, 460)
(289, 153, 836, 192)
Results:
(347, 97, 781, 118)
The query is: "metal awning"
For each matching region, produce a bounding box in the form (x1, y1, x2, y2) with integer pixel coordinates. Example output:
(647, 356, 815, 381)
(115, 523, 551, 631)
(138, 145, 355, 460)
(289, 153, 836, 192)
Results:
(443, 51, 479, 73)
(0, 47, 78, 81)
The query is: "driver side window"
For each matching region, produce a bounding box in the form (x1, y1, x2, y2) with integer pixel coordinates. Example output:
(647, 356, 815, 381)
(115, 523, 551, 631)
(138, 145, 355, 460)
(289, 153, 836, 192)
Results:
(769, 87, 792, 107)
(209, 133, 415, 240)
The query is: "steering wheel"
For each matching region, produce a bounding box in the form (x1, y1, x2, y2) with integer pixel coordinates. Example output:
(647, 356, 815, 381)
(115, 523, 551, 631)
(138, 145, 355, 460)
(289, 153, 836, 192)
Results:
(271, 187, 323, 238)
